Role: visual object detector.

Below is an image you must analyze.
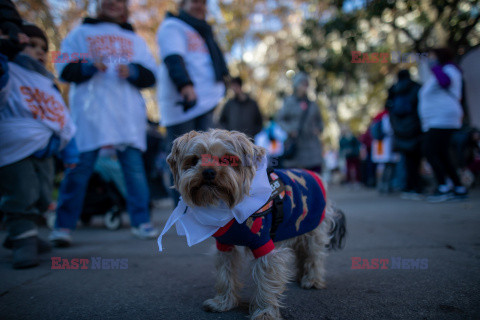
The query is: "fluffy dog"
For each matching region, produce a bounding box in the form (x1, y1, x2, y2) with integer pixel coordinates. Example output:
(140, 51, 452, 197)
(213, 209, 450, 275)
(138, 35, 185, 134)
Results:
(165, 129, 346, 320)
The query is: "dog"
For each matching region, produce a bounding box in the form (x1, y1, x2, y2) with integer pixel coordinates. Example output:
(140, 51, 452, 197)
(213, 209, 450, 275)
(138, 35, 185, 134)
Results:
(164, 129, 346, 320)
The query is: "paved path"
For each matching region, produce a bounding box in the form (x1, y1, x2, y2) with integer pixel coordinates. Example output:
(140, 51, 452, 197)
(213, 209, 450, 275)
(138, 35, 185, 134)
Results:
(1, 187, 479, 320)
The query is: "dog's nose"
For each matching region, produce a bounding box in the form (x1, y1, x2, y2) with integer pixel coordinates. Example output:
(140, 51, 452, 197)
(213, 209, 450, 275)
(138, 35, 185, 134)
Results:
(202, 169, 216, 181)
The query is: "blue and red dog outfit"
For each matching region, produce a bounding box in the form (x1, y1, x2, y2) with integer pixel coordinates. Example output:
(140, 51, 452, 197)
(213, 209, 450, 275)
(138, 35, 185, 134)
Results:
(213, 169, 327, 258)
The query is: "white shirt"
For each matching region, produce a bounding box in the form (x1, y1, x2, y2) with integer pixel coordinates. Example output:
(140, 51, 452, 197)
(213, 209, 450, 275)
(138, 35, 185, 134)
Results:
(56, 21, 156, 152)
(418, 64, 463, 132)
(0, 62, 75, 167)
(156, 17, 225, 127)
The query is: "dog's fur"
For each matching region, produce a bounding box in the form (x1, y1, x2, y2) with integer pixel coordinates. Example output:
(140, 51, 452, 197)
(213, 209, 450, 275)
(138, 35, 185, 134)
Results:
(167, 129, 343, 320)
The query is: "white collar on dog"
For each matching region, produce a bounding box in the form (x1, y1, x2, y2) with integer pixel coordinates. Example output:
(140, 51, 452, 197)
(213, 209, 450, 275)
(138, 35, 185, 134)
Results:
(157, 156, 272, 251)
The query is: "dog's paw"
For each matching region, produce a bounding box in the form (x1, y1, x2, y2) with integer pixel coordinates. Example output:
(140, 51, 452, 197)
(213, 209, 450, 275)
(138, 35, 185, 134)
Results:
(300, 276, 327, 289)
(203, 296, 237, 313)
(250, 308, 282, 320)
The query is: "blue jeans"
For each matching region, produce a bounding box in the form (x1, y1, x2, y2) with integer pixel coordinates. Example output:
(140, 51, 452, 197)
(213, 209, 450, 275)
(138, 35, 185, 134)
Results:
(55, 147, 150, 229)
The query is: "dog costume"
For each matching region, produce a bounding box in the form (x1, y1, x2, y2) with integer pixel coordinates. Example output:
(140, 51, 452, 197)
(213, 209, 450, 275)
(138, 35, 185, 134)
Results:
(213, 169, 327, 258)
(157, 153, 327, 258)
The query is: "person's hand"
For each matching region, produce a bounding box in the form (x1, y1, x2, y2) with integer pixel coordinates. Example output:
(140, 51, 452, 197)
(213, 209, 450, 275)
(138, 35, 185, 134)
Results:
(117, 64, 129, 78)
(180, 85, 197, 103)
(17, 33, 29, 44)
(93, 56, 107, 72)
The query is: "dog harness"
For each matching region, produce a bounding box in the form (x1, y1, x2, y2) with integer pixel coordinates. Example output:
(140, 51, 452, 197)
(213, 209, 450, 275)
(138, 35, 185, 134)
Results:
(213, 169, 327, 258)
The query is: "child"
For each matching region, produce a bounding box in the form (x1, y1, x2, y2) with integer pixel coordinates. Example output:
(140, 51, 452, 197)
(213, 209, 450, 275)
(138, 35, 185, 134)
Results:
(50, 0, 158, 246)
(0, 22, 78, 269)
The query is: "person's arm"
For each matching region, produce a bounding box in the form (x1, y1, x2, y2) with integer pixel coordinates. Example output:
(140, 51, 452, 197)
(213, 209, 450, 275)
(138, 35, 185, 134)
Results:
(158, 21, 193, 92)
(124, 36, 156, 89)
(121, 63, 156, 88)
(442, 65, 463, 99)
(59, 61, 99, 84)
(163, 54, 193, 91)
(58, 137, 79, 167)
(55, 28, 103, 84)
(431, 65, 451, 88)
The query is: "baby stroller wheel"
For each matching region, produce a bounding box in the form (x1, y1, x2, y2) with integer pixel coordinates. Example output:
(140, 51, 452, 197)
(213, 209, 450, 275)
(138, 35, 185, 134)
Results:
(104, 208, 122, 230)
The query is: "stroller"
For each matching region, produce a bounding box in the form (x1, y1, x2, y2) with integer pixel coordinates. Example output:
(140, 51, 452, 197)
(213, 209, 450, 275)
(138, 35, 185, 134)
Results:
(46, 153, 127, 230)
(80, 170, 126, 230)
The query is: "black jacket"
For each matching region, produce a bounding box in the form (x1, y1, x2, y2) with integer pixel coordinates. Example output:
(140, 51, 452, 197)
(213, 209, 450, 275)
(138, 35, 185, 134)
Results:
(386, 78, 422, 151)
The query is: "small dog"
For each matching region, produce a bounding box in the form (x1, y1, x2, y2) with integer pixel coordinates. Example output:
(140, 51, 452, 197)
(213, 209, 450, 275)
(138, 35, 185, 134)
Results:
(166, 129, 346, 320)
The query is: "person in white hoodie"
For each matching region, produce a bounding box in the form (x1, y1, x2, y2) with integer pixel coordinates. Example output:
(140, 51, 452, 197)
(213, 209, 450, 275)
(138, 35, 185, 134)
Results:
(49, 0, 159, 246)
(156, 0, 229, 204)
(418, 48, 467, 202)
(0, 20, 78, 269)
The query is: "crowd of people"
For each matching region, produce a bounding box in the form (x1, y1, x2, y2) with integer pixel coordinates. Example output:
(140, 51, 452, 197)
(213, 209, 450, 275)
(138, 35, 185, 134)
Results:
(335, 60, 478, 202)
(0, 0, 477, 270)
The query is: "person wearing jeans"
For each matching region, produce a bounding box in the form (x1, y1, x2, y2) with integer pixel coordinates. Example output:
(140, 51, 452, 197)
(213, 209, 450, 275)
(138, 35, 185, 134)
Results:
(55, 147, 150, 231)
(50, 0, 158, 246)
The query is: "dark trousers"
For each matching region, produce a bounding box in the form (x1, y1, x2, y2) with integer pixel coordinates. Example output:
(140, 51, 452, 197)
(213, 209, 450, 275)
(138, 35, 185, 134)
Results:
(423, 128, 461, 187)
(0, 157, 54, 236)
(404, 147, 423, 192)
(345, 157, 360, 182)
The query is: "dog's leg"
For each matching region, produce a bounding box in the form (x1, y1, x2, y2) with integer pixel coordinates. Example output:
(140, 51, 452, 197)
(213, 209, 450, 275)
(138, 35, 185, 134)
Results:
(203, 247, 241, 312)
(250, 247, 294, 320)
(298, 223, 329, 289)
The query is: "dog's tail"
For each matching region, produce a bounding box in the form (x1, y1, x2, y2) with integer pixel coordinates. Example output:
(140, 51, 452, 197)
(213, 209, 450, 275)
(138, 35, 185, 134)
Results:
(325, 205, 346, 251)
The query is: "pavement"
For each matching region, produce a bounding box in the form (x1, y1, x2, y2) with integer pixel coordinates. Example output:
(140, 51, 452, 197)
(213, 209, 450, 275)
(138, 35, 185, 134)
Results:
(0, 186, 479, 320)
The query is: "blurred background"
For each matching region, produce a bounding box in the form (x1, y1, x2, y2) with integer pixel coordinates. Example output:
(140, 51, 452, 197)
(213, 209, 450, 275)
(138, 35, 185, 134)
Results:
(13, 0, 480, 147)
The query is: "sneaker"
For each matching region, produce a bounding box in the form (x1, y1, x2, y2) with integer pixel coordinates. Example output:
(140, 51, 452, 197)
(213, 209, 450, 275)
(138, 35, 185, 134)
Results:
(426, 189, 454, 203)
(49, 229, 73, 247)
(453, 186, 468, 200)
(131, 223, 159, 239)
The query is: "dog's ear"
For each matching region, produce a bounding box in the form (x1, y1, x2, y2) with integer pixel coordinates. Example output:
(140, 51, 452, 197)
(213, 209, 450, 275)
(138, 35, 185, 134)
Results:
(229, 131, 266, 168)
(167, 131, 200, 188)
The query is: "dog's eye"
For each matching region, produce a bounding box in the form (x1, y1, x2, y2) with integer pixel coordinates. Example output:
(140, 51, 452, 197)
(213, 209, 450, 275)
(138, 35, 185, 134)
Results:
(182, 156, 199, 170)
